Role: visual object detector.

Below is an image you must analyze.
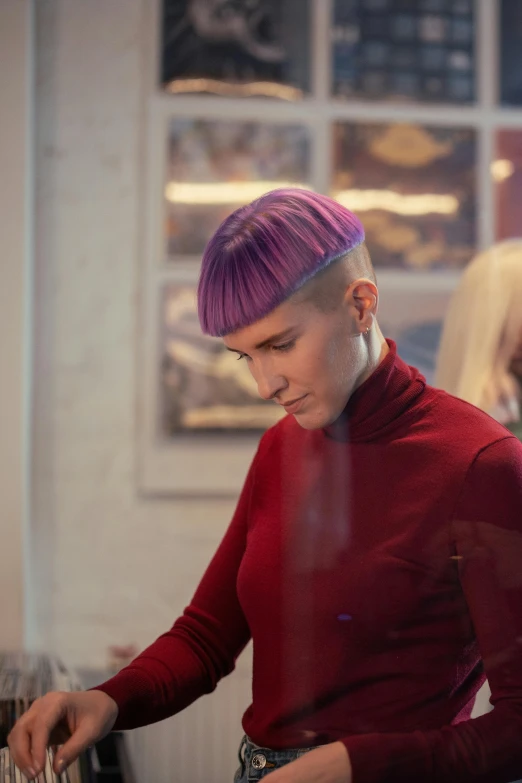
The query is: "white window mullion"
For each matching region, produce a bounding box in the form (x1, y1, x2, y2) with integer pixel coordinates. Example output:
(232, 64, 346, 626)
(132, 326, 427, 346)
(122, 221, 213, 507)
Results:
(476, 0, 500, 249)
(310, 0, 333, 194)
(477, 125, 496, 250)
(311, 0, 331, 102)
(477, 0, 499, 109)
(152, 91, 522, 130)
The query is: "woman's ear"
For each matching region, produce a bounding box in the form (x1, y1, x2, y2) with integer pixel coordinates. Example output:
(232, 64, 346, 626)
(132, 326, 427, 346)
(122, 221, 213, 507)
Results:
(345, 278, 378, 332)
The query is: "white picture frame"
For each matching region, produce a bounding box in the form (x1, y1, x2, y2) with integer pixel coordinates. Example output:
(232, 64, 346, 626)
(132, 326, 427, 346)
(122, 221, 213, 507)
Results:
(136, 0, 503, 497)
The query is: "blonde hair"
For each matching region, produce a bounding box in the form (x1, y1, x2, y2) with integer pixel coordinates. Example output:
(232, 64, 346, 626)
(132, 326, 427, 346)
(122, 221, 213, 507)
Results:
(435, 239, 522, 423)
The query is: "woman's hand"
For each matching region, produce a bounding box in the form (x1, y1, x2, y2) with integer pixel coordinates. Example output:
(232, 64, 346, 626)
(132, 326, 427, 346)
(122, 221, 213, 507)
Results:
(268, 741, 352, 782)
(7, 690, 118, 779)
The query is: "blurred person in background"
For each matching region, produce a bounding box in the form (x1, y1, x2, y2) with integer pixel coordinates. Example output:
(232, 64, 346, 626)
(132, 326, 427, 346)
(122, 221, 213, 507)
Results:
(436, 239, 522, 441)
(8, 191, 522, 783)
(435, 239, 522, 734)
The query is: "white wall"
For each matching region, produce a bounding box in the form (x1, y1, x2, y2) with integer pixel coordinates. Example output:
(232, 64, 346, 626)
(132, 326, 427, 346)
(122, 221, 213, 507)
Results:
(33, 0, 239, 669)
(30, 5, 253, 779)
(0, 0, 33, 651)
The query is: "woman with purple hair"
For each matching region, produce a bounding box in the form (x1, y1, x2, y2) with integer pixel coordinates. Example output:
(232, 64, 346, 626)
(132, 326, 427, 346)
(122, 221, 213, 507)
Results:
(8, 189, 522, 783)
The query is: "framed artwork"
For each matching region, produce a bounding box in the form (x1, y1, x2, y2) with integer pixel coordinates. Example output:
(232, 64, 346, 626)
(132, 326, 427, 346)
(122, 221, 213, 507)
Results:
(165, 118, 311, 259)
(159, 282, 284, 436)
(494, 130, 522, 241)
(331, 121, 476, 270)
(138, 0, 522, 496)
(160, 0, 311, 99)
(331, 0, 475, 103)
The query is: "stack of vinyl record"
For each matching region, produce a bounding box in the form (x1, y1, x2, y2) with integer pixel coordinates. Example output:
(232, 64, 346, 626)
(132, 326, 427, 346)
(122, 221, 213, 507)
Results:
(0, 652, 83, 748)
(0, 653, 88, 783)
(0, 745, 80, 782)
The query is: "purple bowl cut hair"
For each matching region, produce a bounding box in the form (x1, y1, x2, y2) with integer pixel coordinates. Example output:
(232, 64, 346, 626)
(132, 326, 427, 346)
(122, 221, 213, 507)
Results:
(197, 188, 365, 337)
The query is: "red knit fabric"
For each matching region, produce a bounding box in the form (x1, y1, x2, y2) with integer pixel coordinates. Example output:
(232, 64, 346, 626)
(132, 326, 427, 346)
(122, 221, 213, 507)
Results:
(94, 342, 522, 782)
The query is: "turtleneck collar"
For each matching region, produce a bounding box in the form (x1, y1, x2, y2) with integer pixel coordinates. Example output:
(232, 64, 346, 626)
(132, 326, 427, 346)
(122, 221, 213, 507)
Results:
(323, 340, 427, 443)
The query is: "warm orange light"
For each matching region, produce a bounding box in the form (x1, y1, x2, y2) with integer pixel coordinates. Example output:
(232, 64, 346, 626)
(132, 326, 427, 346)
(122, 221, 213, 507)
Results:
(165, 181, 311, 205)
(164, 78, 303, 101)
(334, 188, 459, 216)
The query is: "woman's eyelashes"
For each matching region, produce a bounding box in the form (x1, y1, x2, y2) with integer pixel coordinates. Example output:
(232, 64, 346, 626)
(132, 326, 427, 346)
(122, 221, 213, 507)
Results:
(235, 340, 296, 361)
(272, 340, 296, 353)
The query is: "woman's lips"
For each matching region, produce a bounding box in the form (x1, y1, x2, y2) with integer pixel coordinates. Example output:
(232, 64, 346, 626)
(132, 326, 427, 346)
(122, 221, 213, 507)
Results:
(283, 394, 308, 414)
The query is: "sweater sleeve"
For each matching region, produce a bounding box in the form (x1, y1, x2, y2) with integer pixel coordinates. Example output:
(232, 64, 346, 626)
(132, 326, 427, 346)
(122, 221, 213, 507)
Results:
(341, 435, 522, 783)
(91, 438, 264, 730)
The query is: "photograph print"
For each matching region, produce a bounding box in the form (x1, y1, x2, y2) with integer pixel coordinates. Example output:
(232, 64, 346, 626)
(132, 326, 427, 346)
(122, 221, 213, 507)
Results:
(159, 282, 285, 437)
(164, 118, 311, 259)
(331, 121, 476, 271)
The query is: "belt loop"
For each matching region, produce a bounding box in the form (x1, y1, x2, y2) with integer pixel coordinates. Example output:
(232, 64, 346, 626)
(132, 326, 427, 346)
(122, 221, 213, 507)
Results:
(238, 735, 247, 766)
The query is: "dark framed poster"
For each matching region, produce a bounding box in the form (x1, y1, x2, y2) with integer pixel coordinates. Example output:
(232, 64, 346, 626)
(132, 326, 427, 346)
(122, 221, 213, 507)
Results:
(500, 0, 522, 105)
(161, 0, 311, 99)
(332, 0, 475, 103)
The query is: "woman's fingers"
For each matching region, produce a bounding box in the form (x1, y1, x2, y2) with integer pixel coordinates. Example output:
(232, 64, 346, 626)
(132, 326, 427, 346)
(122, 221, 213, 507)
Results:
(29, 697, 68, 775)
(8, 694, 67, 778)
(7, 711, 36, 778)
(53, 719, 98, 774)
(7, 689, 119, 779)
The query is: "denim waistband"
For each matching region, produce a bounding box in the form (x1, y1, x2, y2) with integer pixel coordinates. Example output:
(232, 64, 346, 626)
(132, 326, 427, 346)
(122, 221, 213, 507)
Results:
(235, 735, 320, 781)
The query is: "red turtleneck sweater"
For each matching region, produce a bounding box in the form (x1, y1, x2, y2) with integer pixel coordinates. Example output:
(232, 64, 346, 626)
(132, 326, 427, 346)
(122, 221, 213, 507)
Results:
(95, 343, 522, 783)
